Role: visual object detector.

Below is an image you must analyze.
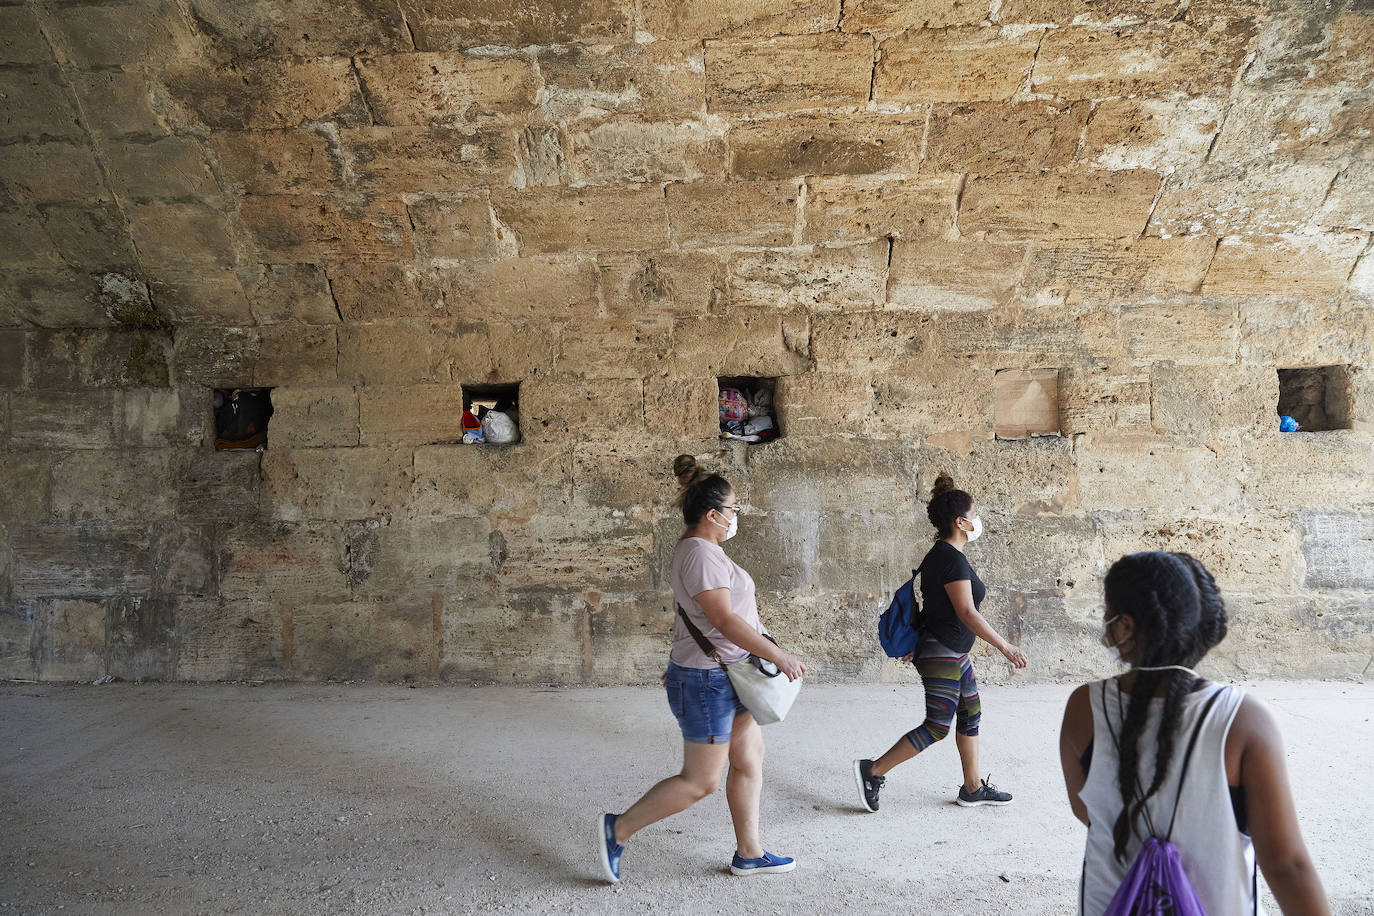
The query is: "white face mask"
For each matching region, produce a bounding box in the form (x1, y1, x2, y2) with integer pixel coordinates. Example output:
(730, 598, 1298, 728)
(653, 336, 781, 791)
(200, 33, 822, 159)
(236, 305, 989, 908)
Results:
(1100, 615, 1125, 665)
(962, 515, 983, 542)
(711, 511, 738, 541)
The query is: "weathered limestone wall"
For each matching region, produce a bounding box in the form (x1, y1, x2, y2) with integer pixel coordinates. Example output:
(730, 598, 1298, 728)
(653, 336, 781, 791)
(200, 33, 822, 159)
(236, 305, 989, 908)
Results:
(1, 0, 1372, 685)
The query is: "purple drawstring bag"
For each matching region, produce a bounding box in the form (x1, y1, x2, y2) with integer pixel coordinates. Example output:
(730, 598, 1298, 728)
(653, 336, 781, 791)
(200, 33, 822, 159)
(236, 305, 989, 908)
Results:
(1101, 686, 1224, 916)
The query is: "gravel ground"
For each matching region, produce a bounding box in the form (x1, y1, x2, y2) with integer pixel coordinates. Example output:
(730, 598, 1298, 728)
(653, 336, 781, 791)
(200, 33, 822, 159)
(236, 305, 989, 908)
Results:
(1, 680, 1370, 915)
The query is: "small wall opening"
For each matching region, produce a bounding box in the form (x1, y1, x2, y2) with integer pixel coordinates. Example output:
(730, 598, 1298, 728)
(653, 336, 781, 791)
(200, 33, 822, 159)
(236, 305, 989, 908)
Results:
(718, 377, 780, 444)
(213, 388, 274, 451)
(994, 369, 1061, 439)
(1278, 366, 1353, 432)
(461, 382, 521, 445)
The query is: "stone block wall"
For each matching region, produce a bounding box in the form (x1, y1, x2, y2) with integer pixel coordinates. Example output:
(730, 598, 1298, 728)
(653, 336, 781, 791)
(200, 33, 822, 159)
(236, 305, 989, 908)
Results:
(1, 0, 1372, 684)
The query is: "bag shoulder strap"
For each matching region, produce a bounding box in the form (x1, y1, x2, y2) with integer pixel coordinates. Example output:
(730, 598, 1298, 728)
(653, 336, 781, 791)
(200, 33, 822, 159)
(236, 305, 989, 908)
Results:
(1165, 686, 1226, 840)
(675, 604, 723, 667)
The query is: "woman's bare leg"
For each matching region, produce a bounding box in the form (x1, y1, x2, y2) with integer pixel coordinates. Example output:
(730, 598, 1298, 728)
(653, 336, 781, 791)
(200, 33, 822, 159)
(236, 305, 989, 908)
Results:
(614, 740, 729, 844)
(725, 712, 764, 858)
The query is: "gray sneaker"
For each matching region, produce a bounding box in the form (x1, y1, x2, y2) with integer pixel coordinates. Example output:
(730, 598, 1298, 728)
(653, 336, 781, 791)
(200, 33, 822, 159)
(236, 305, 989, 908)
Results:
(956, 777, 1013, 807)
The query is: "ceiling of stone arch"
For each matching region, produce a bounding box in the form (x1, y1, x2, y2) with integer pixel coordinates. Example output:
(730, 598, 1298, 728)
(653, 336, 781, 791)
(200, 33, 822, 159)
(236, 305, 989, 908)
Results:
(0, 0, 1370, 336)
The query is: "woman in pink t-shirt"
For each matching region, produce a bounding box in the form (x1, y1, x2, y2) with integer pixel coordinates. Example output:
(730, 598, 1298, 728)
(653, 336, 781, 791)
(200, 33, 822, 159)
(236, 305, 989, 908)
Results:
(596, 455, 806, 883)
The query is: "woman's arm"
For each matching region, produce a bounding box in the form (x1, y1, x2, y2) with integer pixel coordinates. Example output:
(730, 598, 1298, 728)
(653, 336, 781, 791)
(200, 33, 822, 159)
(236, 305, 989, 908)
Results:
(695, 588, 806, 681)
(946, 580, 1028, 668)
(1234, 695, 1330, 915)
(1058, 684, 1093, 827)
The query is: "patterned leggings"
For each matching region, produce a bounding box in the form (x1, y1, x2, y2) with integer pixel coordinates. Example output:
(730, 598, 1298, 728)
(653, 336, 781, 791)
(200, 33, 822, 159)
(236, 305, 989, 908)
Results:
(904, 654, 982, 752)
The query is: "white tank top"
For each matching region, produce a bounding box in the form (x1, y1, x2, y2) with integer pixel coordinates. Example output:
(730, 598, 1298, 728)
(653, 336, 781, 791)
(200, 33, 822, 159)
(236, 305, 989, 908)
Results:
(1079, 679, 1260, 916)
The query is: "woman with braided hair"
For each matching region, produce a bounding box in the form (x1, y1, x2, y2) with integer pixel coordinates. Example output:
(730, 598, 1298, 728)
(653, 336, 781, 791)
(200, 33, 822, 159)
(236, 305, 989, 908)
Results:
(1059, 551, 1329, 914)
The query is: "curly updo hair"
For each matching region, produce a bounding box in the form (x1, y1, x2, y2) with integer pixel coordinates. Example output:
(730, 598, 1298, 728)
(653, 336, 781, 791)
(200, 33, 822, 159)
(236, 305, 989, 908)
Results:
(1102, 551, 1229, 863)
(672, 455, 732, 526)
(927, 471, 974, 539)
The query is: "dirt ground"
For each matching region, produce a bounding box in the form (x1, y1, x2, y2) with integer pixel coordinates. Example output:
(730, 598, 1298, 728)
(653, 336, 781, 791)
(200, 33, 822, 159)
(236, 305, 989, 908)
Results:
(1, 680, 1370, 915)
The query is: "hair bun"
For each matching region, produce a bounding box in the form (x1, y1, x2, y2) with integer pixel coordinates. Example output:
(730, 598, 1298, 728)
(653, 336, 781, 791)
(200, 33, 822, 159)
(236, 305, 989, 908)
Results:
(673, 454, 700, 488)
(931, 471, 956, 499)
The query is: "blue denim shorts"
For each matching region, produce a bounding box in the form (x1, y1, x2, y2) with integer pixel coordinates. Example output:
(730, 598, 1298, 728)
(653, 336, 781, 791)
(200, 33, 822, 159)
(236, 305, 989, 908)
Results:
(665, 660, 745, 744)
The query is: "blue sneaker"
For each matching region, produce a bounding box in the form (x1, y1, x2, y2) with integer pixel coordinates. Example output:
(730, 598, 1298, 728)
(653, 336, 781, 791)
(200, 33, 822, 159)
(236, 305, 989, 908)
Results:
(596, 813, 624, 883)
(729, 850, 796, 876)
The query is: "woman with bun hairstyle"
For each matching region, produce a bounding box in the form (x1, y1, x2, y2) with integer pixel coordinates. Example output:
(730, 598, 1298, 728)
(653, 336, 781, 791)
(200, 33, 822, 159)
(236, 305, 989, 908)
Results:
(1060, 552, 1329, 914)
(854, 471, 1028, 812)
(596, 455, 806, 883)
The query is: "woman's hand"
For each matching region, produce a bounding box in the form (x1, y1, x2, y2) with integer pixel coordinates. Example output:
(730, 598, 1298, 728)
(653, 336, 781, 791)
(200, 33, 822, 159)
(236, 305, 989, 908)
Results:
(1000, 643, 1029, 669)
(773, 651, 806, 682)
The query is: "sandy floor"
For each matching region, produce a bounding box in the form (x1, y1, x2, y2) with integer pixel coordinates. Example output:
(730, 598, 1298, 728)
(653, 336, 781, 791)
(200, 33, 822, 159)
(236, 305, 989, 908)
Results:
(1, 680, 1371, 915)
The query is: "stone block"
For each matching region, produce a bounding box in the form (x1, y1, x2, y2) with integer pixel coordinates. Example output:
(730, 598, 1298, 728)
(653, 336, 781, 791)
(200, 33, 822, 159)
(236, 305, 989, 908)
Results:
(0, 7, 51, 65)
(597, 252, 723, 319)
(0, 209, 63, 269)
(536, 41, 704, 122)
(1203, 233, 1366, 301)
(972, 512, 1101, 599)
(164, 58, 371, 130)
(104, 138, 219, 202)
(774, 369, 874, 438)
(438, 586, 588, 683)
(493, 510, 654, 589)
(642, 0, 838, 39)
(359, 384, 465, 445)
(1078, 97, 1223, 171)
(407, 196, 498, 261)
(122, 387, 200, 448)
(0, 330, 23, 388)
(70, 69, 167, 138)
(555, 320, 672, 379)
(241, 195, 413, 262)
(175, 596, 284, 681)
(705, 34, 874, 113)
(186, 0, 410, 56)
(728, 241, 888, 309)
(1318, 160, 1374, 231)
(1238, 301, 1374, 368)
(887, 238, 1026, 311)
(1209, 89, 1374, 169)
(1074, 434, 1243, 513)
(0, 143, 104, 204)
(399, 0, 631, 49)
(9, 523, 156, 597)
(1302, 512, 1374, 589)
(925, 101, 1090, 174)
(568, 120, 727, 186)
(261, 447, 412, 520)
(927, 436, 1079, 518)
(411, 443, 572, 518)
(127, 203, 236, 268)
(218, 521, 347, 603)
(342, 126, 519, 193)
(670, 309, 811, 378)
(741, 438, 924, 513)
(1148, 162, 1340, 238)
(1020, 237, 1215, 305)
(51, 449, 177, 520)
(210, 130, 342, 196)
(38, 202, 138, 271)
(643, 374, 718, 440)
(728, 114, 925, 180)
(354, 54, 537, 126)
(0, 270, 141, 329)
(1058, 364, 1151, 436)
(26, 330, 172, 389)
(9, 391, 121, 449)
(336, 320, 457, 383)
(289, 599, 435, 681)
(1030, 23, 1249, 98)
(147, 269, 254, 327)
(175, 450, 262, 522)
(254, 325, 338, 386)
(0, 69, 82, 142)
(841, 0, 987, 33)
(47, 0, 193, 67)
(0, 452, 51, 521)
(863, 364, 999, 443)
(247, 264, 339, 326)
(1241, 432, 1374, 510)
(442, 256, 602, 324)
(492, 188, 667, 255)
(346, 517, 492, 597)
(667, 179, 799, 248)
(31, 598, 107, 682)
(874, 27, 1040, 104)
(521, 377, 644, 443)
(269, 387, 359, 448)
(172, 326, 261, 386)
(1120, 302, 1238, 366)
(1150, 363, 1270, 439)
(959, 170, 1160, 240)
(995, 0, 1194, 23)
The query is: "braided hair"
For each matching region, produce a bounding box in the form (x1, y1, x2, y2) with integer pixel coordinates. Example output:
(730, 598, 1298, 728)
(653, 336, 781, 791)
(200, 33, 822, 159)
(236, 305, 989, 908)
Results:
(1104, 551, 1228, 863)
(928, 471, 973, 539)
(672, 455, 732, 525)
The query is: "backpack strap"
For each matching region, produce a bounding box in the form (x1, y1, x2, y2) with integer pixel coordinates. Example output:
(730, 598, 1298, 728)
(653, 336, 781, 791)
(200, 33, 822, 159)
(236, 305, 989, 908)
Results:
(1164, 686, 1226, 841)
(675, 604, 723, 667)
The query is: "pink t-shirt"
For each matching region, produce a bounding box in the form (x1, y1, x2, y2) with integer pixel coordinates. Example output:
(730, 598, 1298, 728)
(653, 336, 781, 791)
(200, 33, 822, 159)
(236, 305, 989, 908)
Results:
(670, 536, 762, 668)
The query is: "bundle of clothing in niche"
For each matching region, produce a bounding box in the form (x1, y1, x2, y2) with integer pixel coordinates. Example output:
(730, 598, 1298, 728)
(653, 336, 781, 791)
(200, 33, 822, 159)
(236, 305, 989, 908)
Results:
(461, 399, 520, 445)
(719, 385, 778, 443)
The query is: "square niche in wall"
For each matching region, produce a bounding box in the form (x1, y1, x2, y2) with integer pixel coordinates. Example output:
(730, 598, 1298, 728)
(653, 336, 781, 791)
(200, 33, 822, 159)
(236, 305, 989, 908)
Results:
(213, 388, 273, 451)
(461, 382, 521, 445)
(1277, 366, 1353, 432)
(994, 369, 1061, 439)
(718, 377, 780, 444)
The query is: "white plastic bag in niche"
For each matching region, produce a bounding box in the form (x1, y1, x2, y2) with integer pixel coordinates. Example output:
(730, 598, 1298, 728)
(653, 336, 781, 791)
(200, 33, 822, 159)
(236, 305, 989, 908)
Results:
(482, 410, 520, 444)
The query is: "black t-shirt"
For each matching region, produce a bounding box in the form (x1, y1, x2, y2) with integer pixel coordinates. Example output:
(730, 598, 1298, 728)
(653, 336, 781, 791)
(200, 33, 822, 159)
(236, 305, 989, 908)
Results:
(918, 540, 985, 655)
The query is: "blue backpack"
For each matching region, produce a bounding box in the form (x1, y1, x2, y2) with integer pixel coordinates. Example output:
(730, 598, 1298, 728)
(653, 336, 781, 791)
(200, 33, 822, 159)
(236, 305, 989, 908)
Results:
(878, 567, 922, 658)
